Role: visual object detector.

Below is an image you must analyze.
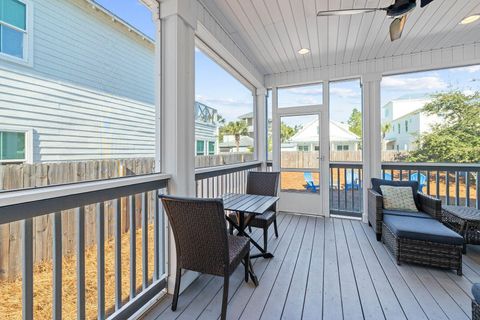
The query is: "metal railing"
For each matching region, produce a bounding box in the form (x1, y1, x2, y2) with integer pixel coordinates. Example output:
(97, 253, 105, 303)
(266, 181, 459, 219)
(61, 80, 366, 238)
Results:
(382, 162, 480, 208)
(329, 162, 363, 217)
(195, 161, 263, 197)
(0, 173, 169, 320)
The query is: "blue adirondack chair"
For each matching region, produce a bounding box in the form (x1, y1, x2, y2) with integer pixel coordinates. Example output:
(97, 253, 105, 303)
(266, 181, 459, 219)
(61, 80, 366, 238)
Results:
(410, 172, 427, 193)
(345, 170, 360, 191)
(383, 172, 393, 181)
(304, 172, 319, 193)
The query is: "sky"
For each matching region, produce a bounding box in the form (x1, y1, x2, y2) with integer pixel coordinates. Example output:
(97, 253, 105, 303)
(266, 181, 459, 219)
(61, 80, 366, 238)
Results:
(95, 0, 480, 126)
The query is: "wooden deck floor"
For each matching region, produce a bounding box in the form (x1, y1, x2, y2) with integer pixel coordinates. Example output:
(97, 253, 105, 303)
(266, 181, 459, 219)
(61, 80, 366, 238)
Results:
(142, 213, 480, 320)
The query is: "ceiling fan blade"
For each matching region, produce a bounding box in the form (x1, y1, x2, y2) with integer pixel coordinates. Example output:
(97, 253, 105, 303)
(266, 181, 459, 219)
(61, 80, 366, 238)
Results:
(316, 8, 384, 16)
(420, 0, 435, 8)
(390, 15, 407, 41)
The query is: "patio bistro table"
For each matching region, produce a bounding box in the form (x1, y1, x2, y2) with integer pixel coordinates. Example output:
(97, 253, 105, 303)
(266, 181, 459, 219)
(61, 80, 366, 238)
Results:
(222, 193, 279, 260)
(442, 205, 480, 254)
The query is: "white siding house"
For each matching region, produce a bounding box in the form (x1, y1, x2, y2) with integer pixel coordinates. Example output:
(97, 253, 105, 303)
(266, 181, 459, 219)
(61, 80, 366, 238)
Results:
(382, 95, 440, 151)
(0, 0, 156, 163)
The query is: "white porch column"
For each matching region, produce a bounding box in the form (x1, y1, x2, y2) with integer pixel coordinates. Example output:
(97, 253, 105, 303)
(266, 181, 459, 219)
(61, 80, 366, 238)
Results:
(256, 88, 267, 169)
(159, 0, 197, 293)
(361, 73, 382, 223)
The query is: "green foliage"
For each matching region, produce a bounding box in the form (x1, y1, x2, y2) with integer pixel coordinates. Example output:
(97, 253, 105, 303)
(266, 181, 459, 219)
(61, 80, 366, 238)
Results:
(219, 121, 248, 152)
(280, 122, 301, 143)
(347, 108, 362, 137)
(406, 91, 480, 163)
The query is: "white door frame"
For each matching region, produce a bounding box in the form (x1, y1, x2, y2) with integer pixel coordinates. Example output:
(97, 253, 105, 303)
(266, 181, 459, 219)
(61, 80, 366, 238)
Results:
(271, 82, 330, 216)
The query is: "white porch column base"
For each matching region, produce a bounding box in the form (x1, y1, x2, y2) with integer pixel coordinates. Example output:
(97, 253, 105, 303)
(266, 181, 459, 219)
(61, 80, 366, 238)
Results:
(361, 73, 382, 223)
(160, 0, 197, 294)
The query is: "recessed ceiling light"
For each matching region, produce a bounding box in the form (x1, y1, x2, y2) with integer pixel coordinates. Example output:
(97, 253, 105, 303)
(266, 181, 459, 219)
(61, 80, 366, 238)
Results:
(298, 48, 310, 55)
(460, 14, 480, 25)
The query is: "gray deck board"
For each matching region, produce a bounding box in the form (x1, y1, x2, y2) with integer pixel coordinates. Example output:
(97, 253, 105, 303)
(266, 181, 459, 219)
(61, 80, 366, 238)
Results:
(143, 213, 480, 320)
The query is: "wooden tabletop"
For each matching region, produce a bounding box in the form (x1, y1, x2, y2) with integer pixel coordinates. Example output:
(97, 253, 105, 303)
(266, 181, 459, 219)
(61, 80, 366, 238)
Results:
(222, 193, 279, 215)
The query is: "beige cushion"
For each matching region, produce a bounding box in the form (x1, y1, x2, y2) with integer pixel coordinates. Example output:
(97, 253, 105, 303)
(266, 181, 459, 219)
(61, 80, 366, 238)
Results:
(380, 185, 418, 212)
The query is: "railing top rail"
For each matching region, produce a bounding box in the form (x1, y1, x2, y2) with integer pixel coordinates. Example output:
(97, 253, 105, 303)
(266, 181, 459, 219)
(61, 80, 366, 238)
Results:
(0, 173, 170, 225)
(382, 162, 480, 171)
(195, 161, 262, 180)
(329, 162, 363, 168)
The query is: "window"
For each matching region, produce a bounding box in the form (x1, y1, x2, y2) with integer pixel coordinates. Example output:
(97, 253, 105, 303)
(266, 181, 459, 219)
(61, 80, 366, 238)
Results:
(405, 120, 408, 132)
(196, 140, 205, 156)
(195, 46, 255, 168)
(0, 0, 28, 61)
(329, 79, 362, 162)
(298, 145, 309, 152)
(208, 141, 215, 155)
(0, 130, 25, 161)
(314, 146, 319, 151)
(278, 83, 323, 108)
(397, 123, 401, 134)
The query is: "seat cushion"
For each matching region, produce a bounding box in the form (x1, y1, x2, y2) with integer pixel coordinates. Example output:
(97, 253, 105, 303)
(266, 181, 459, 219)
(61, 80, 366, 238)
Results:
(372, 178, 420, 208)
(380, 185, 418, 212)
(383, 215, 464, 245)
(227, 235, 250, 271)
(248, 210, 276, 228)
(383, 209, 434, 220)
(473, 283, 480, 303)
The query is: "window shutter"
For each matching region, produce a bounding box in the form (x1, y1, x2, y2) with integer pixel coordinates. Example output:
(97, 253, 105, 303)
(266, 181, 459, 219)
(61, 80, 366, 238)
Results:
(1, 0, 26, 30)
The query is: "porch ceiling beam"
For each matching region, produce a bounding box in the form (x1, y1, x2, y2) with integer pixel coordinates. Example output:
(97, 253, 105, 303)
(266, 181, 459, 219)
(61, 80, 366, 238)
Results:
(265, 43, 480, 87)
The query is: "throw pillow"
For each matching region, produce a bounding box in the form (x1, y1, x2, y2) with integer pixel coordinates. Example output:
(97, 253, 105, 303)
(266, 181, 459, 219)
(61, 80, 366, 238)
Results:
(380, 185, 418, 212)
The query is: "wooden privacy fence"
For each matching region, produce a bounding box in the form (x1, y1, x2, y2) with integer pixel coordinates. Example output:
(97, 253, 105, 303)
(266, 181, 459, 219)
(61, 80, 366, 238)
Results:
(0, 158, 155, 280)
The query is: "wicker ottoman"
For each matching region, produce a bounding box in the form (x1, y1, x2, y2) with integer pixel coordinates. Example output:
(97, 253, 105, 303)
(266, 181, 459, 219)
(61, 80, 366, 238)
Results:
(382, 215, 463, 275)
(473, 284, 480, 320)
(442, 205, 480, 254)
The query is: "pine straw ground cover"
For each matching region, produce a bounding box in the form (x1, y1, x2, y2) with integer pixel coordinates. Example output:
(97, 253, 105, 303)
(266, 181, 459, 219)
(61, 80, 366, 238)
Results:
(0, 224, 156, 319)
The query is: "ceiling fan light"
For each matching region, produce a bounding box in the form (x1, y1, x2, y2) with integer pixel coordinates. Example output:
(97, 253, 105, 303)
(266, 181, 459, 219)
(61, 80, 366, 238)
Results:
(460, 14, 480, 25)
(298, 48, 310, 55)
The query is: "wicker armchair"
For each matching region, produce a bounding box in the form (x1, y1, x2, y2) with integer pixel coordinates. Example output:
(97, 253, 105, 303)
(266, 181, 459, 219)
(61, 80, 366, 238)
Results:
(368, 186, 442, 241)
(239, 171, 280, 252)
(473, 284, 480, 320)
(160, 195, 250, 320)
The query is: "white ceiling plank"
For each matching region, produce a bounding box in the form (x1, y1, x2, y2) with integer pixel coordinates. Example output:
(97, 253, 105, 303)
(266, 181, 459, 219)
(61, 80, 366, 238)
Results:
(341, 0, 368, 64)
(335, 0, 355, 66)
(303, 0, 321, 68)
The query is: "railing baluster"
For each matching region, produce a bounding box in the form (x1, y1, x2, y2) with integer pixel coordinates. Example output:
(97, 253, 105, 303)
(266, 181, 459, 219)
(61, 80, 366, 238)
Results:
(22, 218, 33, 320)
(329, 167, 333, 210)
(436, 171, 440, 199)
(466, 172, 470, 207)
(142, 192, 148, 289)
(351, 169, 355, 211)
(154, 190, 160, 280)
(336, 168, 340, 210)
(446, 171, 450, 205)
(114, 199, 122, 310)
(343, 168, 347, 210)
(400, 170, 403, 181)
(455, 171, 460, 206)
(476, 171, 480, 209)
(76, 207, 86, 320)
(426, 171, 431, 195)
(97, 202, 105, 320)
(129, 195, 137, 299)
(53, 212, 62, 320)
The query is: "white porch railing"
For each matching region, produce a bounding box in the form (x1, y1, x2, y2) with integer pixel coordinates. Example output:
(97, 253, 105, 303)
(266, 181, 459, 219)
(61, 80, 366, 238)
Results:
(0, 173, 169, 320)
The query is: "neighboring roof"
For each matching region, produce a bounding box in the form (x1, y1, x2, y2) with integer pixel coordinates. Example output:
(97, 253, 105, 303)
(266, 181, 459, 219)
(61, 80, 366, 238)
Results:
(289, 119, 359, 143)
(393, 93, 432, 101)
(238, 112, 254, 119)
(90, 0, 154, 43)
(219, 135, 254, 147)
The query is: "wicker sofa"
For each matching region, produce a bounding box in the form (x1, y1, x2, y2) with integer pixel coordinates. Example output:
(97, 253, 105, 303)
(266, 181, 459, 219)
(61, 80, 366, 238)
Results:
(368, 179, 463, 275)
(474, 284, 480, 320)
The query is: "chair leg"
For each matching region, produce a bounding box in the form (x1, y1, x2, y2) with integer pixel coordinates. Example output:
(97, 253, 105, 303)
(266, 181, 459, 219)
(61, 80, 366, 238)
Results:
(244, 252, 249, 283)
(221, 275, 229, 320)
(248, 225, 252, 233)
(229, 223, 234, 235)
(263, 227, 268, 252)
(172, 267, 181, 311)
(376, 233, 381, 242)
(273, 218, 278, 238)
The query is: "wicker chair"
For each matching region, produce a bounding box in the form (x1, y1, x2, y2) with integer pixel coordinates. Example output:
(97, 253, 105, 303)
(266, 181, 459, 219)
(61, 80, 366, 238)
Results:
(160, 195, 250, 320)
(473, 284, 480, 320)
(368, 179, 463, 275)
(232, 171, 280, 252)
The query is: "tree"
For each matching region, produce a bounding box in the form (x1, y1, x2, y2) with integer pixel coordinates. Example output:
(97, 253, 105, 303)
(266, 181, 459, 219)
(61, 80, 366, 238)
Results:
(280, 122, 300, 143)
(406, 91, 480, 163)
(347, 108, 362, 137)
(219, 121, 248, 152)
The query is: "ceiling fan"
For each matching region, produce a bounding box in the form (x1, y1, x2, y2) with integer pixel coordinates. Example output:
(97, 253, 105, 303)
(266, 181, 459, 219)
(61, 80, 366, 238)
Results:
(317, 0, 435, 41)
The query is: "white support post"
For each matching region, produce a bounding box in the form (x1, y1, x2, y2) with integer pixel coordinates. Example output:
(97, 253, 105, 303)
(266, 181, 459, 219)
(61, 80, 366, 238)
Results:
(271, 87, 280, 172)
(361, 73, 382, 223)
(256, 88, 267, 170)
(159, 0, 197, 293)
